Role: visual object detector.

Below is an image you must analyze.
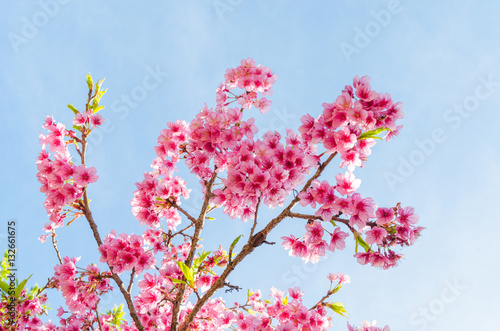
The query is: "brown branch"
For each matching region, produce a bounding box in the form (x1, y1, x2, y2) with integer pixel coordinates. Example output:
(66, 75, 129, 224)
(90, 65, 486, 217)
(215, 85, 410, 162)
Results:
(178, 152, 338, 330)
(248, 196, 261, 240)
(78, 97, 145, 331)
(51, 230, 63, 265)
(128, 268, 136, 293)
(95, 305, 103, 331)
(81, 188, 144, 331)
(170, 170, 218, 330)
(288, 212, 350, 227)
(171, 203, 198, 224)
(310, 289, 335, 311)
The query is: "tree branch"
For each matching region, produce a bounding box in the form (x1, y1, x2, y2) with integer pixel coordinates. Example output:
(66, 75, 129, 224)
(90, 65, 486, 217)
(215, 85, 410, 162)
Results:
(288, 212, 350, 226)
(51, 230, 63, 265)
(78, 108, 145, 331)
(170, 169, 218, 331)
(178, 152, 338, 330)
(248, 196, 261, 240)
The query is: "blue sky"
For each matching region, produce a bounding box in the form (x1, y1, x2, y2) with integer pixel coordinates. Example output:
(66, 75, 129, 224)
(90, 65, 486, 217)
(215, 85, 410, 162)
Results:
(1, 0, 499, 329)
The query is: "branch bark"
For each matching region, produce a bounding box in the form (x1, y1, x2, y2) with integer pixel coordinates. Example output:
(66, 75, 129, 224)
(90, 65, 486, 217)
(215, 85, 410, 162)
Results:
(170, 170, 218, 330)
(79, 115, 145, 331)
(178, 152, 337, 330)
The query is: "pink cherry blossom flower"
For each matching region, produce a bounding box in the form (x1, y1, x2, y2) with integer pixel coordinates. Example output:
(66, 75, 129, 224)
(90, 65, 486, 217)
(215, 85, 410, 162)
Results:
(73, 165, 99, 187)
(328, 227, 349, 252)
(375, 207, 395, 225)
(365, 227, 388, 245)
(335, 171, 361, 196)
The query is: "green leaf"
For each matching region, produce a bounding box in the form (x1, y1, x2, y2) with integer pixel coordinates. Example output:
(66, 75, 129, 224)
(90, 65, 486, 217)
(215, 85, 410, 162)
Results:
(1, 250, 10, 280)
(106, 304, 125, 326)
(15, 274, 32, 297)
(86, 73, 93, 90)
(67, 104, 79, 114)
(73, 124, 82, 132)
(359, 127, 392, 141)
(230, 235, 243, 249)
(332, 283, 343, 294)
(282, 296, 288, 306)
(92, 105, 105, 114)
(213, 255, 222, 266)
(193, 251, 211, 272)
(355, 236, 370, 252)
(176, 261, 194, 287)
(170, 277, 188, 285)
(0, 280, 10, 294)
(229, 235, 243, 260)
(205, 216, 216, 220)
(327, 302, 349, 317)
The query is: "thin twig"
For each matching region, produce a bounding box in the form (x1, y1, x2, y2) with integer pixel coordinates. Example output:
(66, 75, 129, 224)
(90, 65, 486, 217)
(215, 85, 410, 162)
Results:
(288, 212, 350, 226)
(128, 268, 136, 293)
(95, 304, 103, 331)
(170, 169, 218, 331)
(309, 289, 335, 311)
(51, 230, 63, 265)
(178, 152, 338, 330)
(171, 203, 198, 224)
(78, 89, 145, 331)
(248, 196, 261, 240)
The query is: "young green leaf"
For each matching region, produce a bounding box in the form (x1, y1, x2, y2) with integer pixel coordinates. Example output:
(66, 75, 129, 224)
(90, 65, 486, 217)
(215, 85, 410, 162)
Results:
(170, 277, 188, 285)
(176, 261, 194, 287)
(0, 280, 10, 294)
(327, 302, 349, 317)
(282, 296, 288, 306)
(229, 234, 243, 260)
(332, 283, 343, 294)
(193, 250, 211, 272)
(359, 127, 392, 140)
(1, 250, 10, 280)
(107, 304, 125, 326)
(355, 236, 371, 252)
(230, 235, 243, 250)
(14, 274, 32, 297)
(67, 104, 79, 114)
(86, 73, 93, 90)
(92, 105, 105, 113)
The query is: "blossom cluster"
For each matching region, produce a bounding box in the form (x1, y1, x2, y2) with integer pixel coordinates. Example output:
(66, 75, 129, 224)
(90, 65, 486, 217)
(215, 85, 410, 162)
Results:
(347, 320, 390, 331)
(131, 58, 279, 227)
(29, 61, 423, 330)
(211, 130, 317, 221)
(286, 184, 423, 268)
(132, 242, 227, 329)
(0, 287, 49, 329)
(282, 222, 349, 263)
(216, 287, 331, 330)
(98, 231, 156, 275)
(53, 257, 113, 316)
(222, 57, 277, 112)
(36, 115, 100, 241)
(276, 75, 423, 268)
